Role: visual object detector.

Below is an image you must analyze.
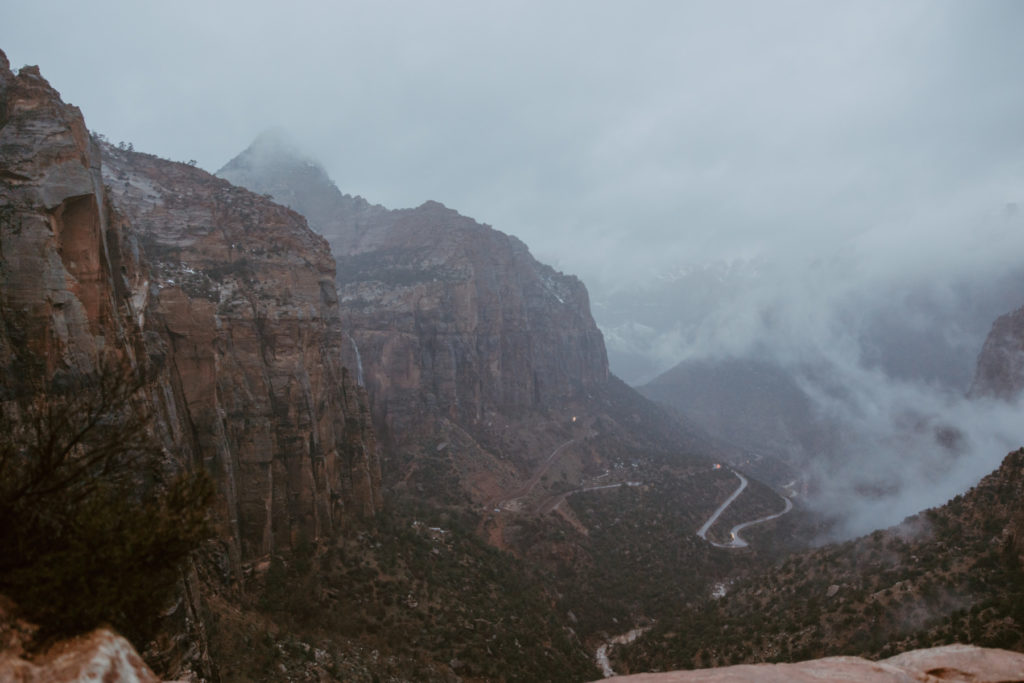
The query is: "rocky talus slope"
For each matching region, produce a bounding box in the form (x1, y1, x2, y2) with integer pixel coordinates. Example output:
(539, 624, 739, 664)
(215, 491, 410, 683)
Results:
(969, 305, 1024, 400)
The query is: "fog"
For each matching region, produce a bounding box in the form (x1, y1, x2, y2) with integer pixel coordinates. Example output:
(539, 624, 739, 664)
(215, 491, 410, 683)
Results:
(3, 1, 1023, 536)
(3, 2, 1022, 284)
(606, 207, 1024, 537)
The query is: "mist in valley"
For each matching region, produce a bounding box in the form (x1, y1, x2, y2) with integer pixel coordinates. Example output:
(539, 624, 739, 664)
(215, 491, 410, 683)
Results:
(3, 0, 1023, 540)
(603, 206, 1024, 538)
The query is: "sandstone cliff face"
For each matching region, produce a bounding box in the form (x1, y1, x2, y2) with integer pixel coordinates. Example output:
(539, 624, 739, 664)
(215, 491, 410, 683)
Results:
(101, 146, 381, 563)
(0, 51, 141, 381)
(332, 200, 609, 423)
(0, 49, 211, 679)
(220, 136, 608, 428)
(1, 49, 380, 566)
(969, 305, 1024, 401)
(1, 50, 382, 678)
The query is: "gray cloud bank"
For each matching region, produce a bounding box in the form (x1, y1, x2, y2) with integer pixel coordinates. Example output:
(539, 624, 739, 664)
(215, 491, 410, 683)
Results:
(2, 1, 1021, 286)
(606, 203, 1024, 537)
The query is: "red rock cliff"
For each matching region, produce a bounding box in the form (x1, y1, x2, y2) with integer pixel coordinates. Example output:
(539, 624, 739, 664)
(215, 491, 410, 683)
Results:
(1, 49, 385, 680)
(220, 136, 609, 429)
(101, 146, 381, 563)
(0, 52, 140, 379)
(0, 49, 215, 679)
(1, 48, 380, 570)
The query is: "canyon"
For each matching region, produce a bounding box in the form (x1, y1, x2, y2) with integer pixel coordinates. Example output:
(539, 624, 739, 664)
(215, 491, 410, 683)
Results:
(218, 131, 711, 515)
(2, 47, 1024, 683)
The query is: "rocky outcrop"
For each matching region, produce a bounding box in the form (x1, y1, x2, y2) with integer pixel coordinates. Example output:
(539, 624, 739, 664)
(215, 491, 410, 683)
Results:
(0, 629, 161, 683)
(101, 145, 381, 563)
(1, 596, 161, 682)
(969, 305, 1024, 401)
(601, 644, 1024, 682)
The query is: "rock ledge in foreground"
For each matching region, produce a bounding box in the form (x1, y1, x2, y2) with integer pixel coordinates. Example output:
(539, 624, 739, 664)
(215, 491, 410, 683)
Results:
(600, 644, 1024, 682)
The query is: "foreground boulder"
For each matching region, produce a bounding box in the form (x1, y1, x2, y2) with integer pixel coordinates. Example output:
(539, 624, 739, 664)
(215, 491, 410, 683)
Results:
(601, 644, 1024, 682)
(0, 629, 160, 683)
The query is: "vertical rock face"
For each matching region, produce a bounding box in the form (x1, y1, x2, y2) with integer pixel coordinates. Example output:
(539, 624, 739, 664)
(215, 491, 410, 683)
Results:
(969, 305, 1024, 401)
(332, 200, 610, 424)
(0, 50, 207, 677)
(101, 147, 381, 561)
(0, 50, 380, 563)
(0, 50, 381, 678)
(0, 51, 140, 381)
(220, 136, 609, 431)
(219, 136, 623, 503)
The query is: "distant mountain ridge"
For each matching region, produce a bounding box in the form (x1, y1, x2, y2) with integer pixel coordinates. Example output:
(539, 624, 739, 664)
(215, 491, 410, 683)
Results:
(217, 129, 388, 256)
(639, 356, 826, 483)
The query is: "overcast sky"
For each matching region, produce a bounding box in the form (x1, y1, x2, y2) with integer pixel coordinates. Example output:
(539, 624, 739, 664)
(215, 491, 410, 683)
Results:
(2, 1, 1023, 289)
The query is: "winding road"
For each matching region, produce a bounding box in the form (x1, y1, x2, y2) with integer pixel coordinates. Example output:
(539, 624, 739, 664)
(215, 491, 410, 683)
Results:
(696, 468, 793, 548)
(494, 433, 592, 512)
(696, 469, 749, 545)
(538, 480, 643, 514)
(727, 496, 794, 546)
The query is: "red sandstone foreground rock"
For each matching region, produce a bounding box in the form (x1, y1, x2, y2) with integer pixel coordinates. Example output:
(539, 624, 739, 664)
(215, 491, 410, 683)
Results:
(0, 50, 138, 378)
(600, 644, 1024, 682)
(0, 629, 162, 683)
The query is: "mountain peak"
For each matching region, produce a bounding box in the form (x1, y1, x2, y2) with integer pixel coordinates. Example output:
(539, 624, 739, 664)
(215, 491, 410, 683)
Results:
(217, 127, 326, 180)
(248, 126, 307, 160)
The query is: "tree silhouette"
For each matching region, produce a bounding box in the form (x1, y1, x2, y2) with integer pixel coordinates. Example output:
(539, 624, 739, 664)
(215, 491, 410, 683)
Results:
(0, 358, 213, 645)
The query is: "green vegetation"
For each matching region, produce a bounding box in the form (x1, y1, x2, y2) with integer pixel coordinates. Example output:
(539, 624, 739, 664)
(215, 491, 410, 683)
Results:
(616, 449, 1024, 673)
(547, 465, 798, 636)
(208, 501, 598, 682)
